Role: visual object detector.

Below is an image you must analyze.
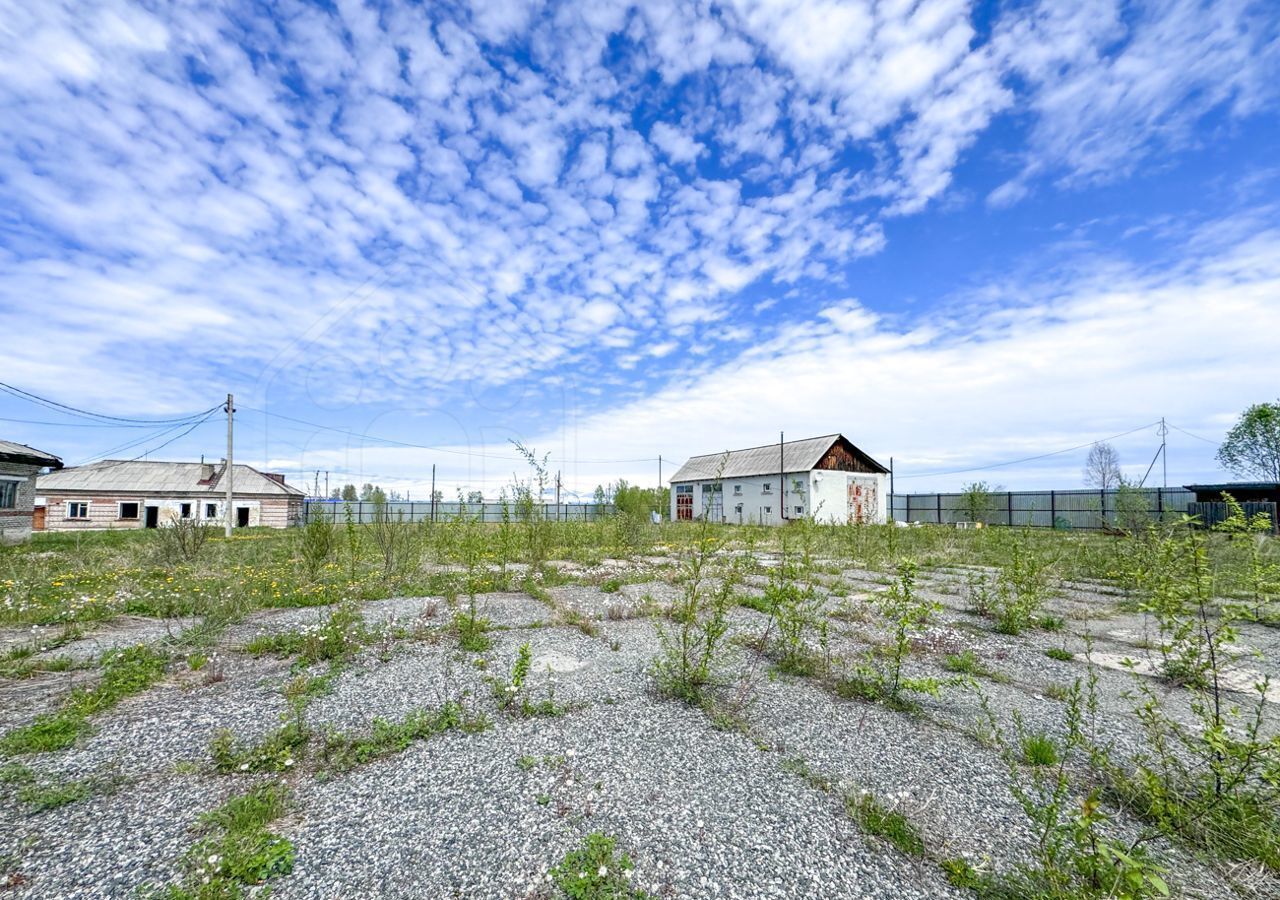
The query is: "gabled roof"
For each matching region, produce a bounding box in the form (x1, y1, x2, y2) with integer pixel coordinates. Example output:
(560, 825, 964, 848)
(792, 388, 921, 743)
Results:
(670, 434, 887, 482)
(37, 460, 303, 496)
(0, 440, 63, 469)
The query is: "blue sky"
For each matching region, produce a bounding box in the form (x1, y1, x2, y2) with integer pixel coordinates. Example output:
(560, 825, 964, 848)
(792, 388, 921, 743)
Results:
(1, 0, 1279, 498)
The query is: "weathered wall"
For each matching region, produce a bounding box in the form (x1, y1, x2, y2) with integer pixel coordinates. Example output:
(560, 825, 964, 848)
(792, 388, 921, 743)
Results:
(671, 469, 889, 526)
(671, 472, 812, 525)
(36, 492, 297, 531)
(0, 461, 40, 543)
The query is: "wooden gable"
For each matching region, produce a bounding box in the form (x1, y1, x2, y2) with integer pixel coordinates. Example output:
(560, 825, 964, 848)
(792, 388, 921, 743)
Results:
(813, 436, 886, 474)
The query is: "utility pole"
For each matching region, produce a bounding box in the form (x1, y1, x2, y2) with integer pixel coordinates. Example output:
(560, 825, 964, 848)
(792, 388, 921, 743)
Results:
(889, 456, 894, 525)
(430, 464, 436, 523)
(224, 393, 234, 538)
(555, 471, 561, 521)
(1159, 417, 1168, 490)
(779, 431, 786, 523)
(658, 454, 663, 522)
(325, 470, 329, 499)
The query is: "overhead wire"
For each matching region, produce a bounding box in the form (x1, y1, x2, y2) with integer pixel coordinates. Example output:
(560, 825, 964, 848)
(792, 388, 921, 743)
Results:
(895, 421, 1162, 480)
(1166, 422, 1219, 445)
(0, 381, 216, 426)
(74, 408, 223, 470)
(239, 405, 659, 465)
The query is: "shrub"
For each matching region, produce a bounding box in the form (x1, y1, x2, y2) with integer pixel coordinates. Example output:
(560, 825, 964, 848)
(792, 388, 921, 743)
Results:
(368, 499, 422, 578)
(977, 674, 1170, 899)
(766, 526, 828, 676)
(1118, 518, 1280, 870)
(652, 501, 743, 704)
(989, 537, 1055, 635)
(153, 517, 212, 564)
(836, 561, 943, 709)
(298, 512, 336, 579)
(454, 596, 492, 653)
(1045, 647, 1073, 662)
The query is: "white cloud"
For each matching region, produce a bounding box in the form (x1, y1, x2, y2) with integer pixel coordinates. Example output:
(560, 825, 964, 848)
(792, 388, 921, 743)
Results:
(992, 0, 1280, 189)
(530, 218, 1280, 492)
(0, 0, 1275, 488)
(649, 121, 705, 164)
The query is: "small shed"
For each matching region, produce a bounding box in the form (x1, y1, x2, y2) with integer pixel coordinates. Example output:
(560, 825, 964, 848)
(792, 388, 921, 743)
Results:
(1183, 482, 1280, 531)
(1184, 483, 1280, 504)
(0, 440, 63, 543)
(670, 434, 889, 526)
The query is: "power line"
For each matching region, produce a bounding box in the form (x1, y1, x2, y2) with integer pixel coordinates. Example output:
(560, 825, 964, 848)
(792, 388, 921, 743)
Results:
(239, 406, 659, 465)
(0, 381, 215, 426)
(0, 416, 184, 429)
(896, 421, 1162, 480)
(73, 408, 222, 470)
(1166, 422, 1219, 445)
(76, 408, 221, 466)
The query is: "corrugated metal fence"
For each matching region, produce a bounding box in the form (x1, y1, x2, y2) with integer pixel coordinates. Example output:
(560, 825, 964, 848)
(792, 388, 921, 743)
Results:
(303, 499, 615, 524)
(890, 488, 1197, 529)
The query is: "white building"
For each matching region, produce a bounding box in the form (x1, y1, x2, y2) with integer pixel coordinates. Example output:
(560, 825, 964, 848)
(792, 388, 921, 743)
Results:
(669, 434, 889, 526)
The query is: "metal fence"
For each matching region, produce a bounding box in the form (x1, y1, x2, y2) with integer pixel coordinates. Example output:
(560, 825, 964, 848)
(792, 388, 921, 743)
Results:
(889, 488, 1197, 530)
(302, 499, 616, 525)
(1188, 501, 1278, 530)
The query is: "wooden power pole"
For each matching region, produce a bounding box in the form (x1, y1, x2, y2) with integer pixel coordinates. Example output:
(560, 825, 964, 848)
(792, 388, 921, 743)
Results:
(224, 393, 234, 538)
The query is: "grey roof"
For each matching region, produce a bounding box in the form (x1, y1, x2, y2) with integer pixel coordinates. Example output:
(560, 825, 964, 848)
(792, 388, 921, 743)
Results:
(37, 460, 303, 496)
(0, 440, 63, 469)
(670, 434, 886, 482)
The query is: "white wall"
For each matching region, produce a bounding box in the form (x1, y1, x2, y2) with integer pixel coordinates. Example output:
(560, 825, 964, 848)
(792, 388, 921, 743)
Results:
(672, 469, 889, 525)
(672, 471, 811, 525)
(808, 471, 889, 525)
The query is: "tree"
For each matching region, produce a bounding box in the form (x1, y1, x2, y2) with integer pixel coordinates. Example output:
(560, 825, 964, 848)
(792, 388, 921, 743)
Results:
(329, 489, 341, 500)
(1218, 401, 1280, 482)
(466, 490, 484, 504)
(959, 481, 998, 524)
(1083, 442, 1122, 490)
(340, 484, 358, 502)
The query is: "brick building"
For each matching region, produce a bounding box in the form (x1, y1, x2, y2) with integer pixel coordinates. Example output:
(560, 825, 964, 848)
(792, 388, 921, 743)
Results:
(0, 440, 63, 542)
(35, 459, 304, 531)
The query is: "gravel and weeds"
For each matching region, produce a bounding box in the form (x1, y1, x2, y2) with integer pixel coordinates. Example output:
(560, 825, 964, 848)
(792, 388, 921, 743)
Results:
(1, 516, 1277, 899)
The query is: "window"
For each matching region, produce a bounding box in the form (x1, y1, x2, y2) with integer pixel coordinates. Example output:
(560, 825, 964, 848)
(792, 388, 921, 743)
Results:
(701, 483, 722, 493)
(180, 503, 192, 519)
(118, 502, 139, 520)
(675, 485, 693, 494)
(734, 503, 743, 513)
(67, 501, 89, 519)
(764, 506, 772, 515)
(795, 506, 804, 515)
(762, 482, 772, 494)
(733, 485, 742, 495)
(0, 480, 17, 509)
(205, 503, 218, 518)
(792, 479, 804, 492)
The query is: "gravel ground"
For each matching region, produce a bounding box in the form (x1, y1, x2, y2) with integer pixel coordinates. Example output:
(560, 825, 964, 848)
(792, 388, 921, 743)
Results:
(2, 556, 1276, 899)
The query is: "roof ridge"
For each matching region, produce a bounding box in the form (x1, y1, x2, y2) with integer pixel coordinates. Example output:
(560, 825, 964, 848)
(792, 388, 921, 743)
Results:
(682, 433, 841, 461)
